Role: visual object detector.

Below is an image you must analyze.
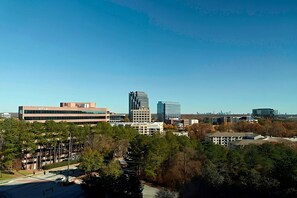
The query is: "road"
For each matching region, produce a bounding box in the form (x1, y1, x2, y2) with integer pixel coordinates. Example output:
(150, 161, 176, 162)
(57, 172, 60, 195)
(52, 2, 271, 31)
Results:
(0, 165, 84, 198)
(142, 184, 159, 198)
(0, 165, 161, 198)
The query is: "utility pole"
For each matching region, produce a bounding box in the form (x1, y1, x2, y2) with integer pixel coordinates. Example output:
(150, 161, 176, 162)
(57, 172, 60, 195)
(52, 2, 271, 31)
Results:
(67, 132, 71, 183)
(183, 151, 186, 185)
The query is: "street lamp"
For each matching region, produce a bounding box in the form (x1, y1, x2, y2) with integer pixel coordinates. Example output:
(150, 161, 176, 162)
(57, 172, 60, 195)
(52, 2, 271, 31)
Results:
(67, 132, 72, 183)
(0, 156, 3, 178)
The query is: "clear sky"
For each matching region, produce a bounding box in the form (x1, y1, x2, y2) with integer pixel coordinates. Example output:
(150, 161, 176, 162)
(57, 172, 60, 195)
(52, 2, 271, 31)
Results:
(0, 0, 296, 114)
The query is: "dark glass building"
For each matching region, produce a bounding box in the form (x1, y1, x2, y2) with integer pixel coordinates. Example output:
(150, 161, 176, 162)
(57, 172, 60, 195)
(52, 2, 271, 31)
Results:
(157, 101, 181, 122)
(252, 108, 277, 118)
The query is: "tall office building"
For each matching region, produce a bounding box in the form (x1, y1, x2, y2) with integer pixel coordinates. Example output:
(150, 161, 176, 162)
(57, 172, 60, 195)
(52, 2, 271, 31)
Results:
(157, 101, 181, 122)
(129, 91, 151, 122)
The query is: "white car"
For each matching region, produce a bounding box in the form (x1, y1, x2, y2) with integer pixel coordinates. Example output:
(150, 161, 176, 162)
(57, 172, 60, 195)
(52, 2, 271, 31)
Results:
(55, 176, 66, 183)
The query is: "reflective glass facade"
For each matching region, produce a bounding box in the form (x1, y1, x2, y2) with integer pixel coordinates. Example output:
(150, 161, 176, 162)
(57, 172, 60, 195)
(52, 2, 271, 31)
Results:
(129, 91, 150, 122)
(157, 101, 181, 122)
(129, 91, 149, 110)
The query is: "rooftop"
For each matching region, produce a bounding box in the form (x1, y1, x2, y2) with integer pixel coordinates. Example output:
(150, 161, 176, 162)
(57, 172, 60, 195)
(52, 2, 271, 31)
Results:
(206, 132, 256, 137)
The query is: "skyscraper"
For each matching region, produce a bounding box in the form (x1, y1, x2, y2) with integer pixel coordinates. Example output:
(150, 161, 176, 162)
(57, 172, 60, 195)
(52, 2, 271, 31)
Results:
(129, 91, 149, 110)
(129, 91, 151, 122)
(157, 101, 181, 122)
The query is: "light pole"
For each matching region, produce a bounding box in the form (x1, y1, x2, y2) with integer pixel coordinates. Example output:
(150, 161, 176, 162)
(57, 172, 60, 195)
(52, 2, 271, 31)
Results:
(0, 157, 2, 178)
(67, 132, 71, 183)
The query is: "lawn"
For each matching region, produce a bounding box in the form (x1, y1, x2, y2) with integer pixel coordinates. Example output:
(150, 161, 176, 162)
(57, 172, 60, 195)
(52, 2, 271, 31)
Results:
(0, 170, 34, 181)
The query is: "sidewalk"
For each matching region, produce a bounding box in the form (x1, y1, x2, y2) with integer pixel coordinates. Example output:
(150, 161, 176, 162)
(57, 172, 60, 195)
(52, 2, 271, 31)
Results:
(0, 163, 80, 185)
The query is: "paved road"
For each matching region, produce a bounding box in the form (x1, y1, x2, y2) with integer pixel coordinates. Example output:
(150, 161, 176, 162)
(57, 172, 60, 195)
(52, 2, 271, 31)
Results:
(143, 184, 159, 198)
(0, 165, 84, 198)
(0, 165, 161, 198)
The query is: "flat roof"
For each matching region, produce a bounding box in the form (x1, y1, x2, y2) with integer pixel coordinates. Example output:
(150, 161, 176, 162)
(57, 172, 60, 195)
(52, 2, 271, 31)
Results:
(207, 132, 256, 137)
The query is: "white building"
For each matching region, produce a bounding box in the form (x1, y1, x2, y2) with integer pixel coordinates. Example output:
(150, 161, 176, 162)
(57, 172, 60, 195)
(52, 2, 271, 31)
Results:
(1, 113, 11, 119)
(205, 132, 263, 147)
(172, 131, 189, 137)
(189, 119, 199, 125)
(111, 122, 164, 135)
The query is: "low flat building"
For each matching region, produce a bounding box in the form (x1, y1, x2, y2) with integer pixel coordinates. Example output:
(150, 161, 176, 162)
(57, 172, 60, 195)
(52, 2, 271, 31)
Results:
(110, 113, 126, 122)
(1, 112, 11, 119)
(252, 108, 277, 118)
(205, 132, 263, 147)
(19, 102, 110, 124)
(172, 131, 189, 137)
(111, 122, 164, 135)
(230, 136, 297, 148)
(183, 119, 199, 126)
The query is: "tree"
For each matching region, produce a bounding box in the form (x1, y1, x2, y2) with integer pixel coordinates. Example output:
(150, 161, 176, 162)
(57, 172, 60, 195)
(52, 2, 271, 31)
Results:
(101, 160, 123, 178)
(188, 123, 213, 140)
(79, 148, 104, 173)
(155, 189, 178, 198)
(144, 135, 170, 179)
(161, 147, 202, 188)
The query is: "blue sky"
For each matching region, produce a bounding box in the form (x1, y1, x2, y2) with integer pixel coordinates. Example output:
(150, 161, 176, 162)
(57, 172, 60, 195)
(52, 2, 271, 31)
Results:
(0, 0, 296, 114)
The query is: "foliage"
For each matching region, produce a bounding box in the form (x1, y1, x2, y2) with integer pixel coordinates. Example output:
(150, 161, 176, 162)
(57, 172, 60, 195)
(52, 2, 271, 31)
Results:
(101, 160, 123, 178)
(79, 148, 104, 173)
(179, 143, 297, 197)
(187, 123, 214, 140)
(230, 119, 297, 137)
(155, 188, 178, 198)
(82, 174, 143, 198)
(1, 118, 297, 197)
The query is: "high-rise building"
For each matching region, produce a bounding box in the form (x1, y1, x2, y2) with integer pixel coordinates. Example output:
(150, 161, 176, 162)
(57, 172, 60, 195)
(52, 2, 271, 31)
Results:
(129, 91, 151, 122)
(157, 101, 181, 122)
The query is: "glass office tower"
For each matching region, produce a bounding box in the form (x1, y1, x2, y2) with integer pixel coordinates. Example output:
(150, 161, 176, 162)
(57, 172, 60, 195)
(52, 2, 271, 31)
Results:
(129, 91, 149, 110)
(129, 91, 150, 122)
(157, 101, 181, 122)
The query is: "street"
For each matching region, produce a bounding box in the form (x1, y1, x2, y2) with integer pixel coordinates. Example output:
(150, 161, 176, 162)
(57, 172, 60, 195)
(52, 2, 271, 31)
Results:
(0, 165, 84, 198)
(0, 165, 161, 198)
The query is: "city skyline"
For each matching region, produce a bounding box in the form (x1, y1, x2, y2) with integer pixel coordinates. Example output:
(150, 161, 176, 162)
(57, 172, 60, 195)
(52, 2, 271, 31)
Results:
(1, 0, 296, 114)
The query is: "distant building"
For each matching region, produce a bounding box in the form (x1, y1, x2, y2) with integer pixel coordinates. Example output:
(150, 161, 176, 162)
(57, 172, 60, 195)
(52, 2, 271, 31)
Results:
(1, 113, 11, 119)
(217, 116, 233, 125)
(157, 101, 181, 122)
(252, 108, 277, 118)
(110, 113, 126, 122)
(129, 91, 150, 122)
(19, 102, 110, 124)
(230, 136, 297, 148)
(172, 131, 189, 137)
(130, 109, 151, 123)
(205, 132, 263, 147)
(183, 119, 199, 127)
(111, 122, 164, 135)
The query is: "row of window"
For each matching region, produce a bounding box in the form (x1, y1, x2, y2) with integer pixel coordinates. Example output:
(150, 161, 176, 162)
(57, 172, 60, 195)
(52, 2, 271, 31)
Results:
(24, 116, 107, 120)
(24, 110, 107, 114)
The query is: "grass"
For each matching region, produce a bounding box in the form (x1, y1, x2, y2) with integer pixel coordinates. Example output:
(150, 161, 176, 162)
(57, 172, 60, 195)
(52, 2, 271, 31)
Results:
(16, 170, 34, 176)
(43, 160, 80, 170)
(0, 161, 80, 182)
(0, 173, 16, 180)
(0, 169, 35, 181)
